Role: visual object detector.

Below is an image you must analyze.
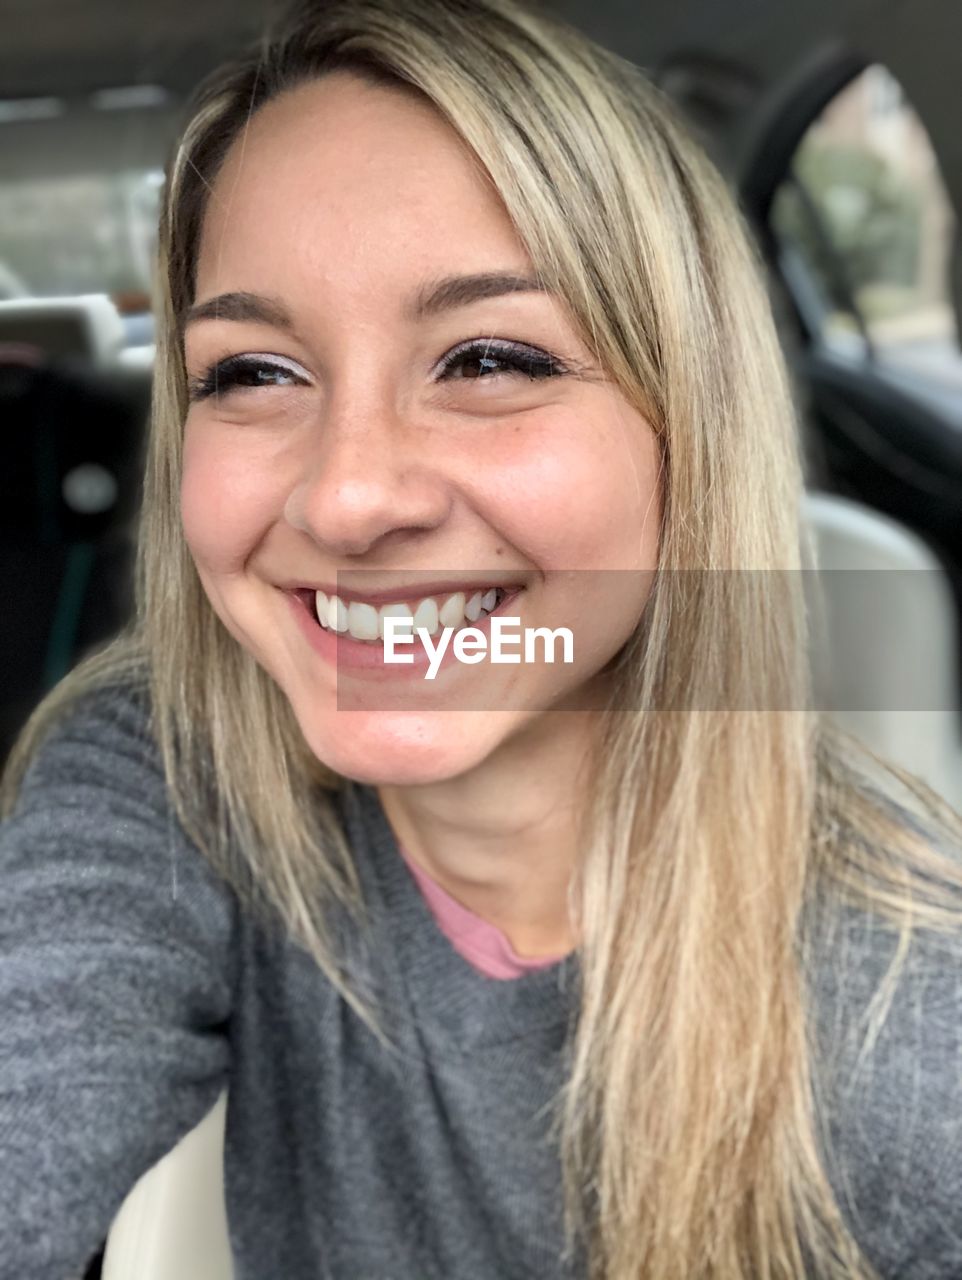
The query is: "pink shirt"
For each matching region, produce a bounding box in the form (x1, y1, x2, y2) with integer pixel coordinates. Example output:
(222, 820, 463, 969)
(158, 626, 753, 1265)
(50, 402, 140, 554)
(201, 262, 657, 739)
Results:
(397, 843, 570, 980)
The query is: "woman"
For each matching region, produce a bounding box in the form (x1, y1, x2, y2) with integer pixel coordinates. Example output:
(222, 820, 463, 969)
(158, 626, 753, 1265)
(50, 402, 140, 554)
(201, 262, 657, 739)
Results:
(1, 1, 960, 1277)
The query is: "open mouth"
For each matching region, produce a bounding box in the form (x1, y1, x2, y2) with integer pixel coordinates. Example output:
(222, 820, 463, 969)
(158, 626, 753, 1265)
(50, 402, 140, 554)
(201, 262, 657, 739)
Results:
(291, 585, 525, 646)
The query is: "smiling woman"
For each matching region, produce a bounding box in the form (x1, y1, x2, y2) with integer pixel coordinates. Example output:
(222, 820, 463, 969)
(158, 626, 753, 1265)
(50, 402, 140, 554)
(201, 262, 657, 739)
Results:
(178, 67, 658, 776)
(1, 1, 962, 1279)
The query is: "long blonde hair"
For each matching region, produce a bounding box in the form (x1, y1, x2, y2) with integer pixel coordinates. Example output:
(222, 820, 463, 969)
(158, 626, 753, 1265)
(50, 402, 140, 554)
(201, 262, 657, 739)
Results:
(4, 1, 961, 1276)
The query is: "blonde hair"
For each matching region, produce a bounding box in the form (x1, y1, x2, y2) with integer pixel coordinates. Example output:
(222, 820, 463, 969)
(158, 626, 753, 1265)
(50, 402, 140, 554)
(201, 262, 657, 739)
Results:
(4, 1, 961, 1276)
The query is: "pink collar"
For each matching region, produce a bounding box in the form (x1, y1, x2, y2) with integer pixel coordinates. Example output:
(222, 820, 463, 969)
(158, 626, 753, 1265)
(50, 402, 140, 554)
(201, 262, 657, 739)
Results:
(397, 844, 570, 981)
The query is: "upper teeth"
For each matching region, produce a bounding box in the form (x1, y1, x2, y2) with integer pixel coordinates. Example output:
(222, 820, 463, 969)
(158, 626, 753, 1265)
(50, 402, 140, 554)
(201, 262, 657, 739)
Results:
(315, 587, 505, 643)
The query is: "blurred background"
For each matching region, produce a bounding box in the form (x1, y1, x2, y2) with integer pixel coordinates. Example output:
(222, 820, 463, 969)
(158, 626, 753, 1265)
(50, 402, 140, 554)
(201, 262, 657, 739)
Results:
(1, 0, 961, 790)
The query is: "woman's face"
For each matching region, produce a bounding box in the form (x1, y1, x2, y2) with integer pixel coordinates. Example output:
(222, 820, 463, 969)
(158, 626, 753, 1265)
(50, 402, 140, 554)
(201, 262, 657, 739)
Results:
(181, 72, 663, 786)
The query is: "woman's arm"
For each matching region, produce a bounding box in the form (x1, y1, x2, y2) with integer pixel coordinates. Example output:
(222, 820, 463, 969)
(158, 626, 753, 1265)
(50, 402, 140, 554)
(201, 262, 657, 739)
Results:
(0, 683, 236, 1279)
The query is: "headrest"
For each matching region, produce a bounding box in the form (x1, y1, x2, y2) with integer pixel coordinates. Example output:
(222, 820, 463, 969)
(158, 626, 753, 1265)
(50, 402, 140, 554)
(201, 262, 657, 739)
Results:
(0, 294, 125, 366)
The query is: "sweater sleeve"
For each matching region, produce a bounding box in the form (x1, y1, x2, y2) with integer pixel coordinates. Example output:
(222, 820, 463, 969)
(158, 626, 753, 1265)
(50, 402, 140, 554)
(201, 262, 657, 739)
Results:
(0, 682, 236, 1280)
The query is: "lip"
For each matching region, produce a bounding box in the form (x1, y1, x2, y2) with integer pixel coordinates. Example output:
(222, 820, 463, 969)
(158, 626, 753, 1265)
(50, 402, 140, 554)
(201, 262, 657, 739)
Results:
(284, 586, 525, 677)
(278, 575, 527, 608)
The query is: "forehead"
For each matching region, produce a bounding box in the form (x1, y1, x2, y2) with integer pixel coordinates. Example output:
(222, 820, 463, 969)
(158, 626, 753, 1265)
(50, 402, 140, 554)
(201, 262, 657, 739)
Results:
(194, 72, 528, 304)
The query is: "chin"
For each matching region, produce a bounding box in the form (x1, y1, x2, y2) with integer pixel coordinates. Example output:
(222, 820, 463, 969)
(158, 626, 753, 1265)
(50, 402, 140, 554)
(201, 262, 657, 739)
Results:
(295, 706, 506, 788)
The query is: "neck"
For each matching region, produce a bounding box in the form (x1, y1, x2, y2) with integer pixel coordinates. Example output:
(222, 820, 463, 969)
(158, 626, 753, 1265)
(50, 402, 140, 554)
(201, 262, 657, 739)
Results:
(377, 708, 600, 959)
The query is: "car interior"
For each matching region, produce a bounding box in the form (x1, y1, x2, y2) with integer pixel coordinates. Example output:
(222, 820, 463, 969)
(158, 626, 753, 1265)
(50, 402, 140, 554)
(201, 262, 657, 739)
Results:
(2, 0, 960, 1276)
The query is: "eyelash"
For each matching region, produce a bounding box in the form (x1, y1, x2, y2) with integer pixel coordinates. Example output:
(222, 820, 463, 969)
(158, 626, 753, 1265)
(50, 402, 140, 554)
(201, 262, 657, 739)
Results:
(185, 339, 569, 403)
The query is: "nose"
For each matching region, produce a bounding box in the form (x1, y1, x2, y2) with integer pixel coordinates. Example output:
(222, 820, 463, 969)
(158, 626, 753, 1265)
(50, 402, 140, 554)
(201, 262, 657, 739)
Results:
(283, 394, 450, 557)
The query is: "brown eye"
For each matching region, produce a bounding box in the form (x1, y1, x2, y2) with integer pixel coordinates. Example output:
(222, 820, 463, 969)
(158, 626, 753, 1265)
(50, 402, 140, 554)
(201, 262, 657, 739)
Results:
(187, 355, 308, 402)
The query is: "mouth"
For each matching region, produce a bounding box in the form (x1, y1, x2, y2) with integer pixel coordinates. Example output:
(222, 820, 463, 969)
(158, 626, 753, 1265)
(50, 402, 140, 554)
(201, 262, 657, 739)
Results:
(290, 583, 526, 647)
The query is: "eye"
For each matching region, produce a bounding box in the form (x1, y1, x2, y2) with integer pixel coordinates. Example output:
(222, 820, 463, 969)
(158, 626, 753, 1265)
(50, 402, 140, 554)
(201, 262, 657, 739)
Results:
(436, 339, 569, 383)
(187, 354, 309, 403)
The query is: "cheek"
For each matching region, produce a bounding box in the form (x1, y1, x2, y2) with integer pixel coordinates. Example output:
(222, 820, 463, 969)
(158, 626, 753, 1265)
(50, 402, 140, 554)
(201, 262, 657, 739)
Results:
(471, 411, 662, 570)
(180, 423, 284, 573)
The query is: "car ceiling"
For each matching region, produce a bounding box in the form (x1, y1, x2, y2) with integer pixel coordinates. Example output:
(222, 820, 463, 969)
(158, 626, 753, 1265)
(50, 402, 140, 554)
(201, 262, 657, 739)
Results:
(0, 0, 283, 98)
(1, 0, 955, 97)
(2, 0, 960, 319)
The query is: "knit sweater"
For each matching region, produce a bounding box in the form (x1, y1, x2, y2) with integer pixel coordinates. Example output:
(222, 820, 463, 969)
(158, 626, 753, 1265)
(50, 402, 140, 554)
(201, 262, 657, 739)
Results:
(0, 678, 960, 1279)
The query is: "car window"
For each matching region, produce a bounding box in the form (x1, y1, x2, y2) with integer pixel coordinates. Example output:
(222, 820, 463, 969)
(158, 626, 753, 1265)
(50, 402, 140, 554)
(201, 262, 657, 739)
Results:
(769, 64, 962, 394)
(0, 165, 162, 316)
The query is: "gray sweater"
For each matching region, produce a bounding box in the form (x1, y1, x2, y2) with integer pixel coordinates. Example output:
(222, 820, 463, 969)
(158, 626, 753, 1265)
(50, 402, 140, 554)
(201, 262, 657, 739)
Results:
(0, 680, 960, 1279)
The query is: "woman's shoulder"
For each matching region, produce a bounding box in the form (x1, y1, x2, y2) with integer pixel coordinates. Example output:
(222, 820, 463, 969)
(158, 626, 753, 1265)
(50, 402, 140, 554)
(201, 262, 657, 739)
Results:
(1, 668, 239, 954)
(802, 817, 962, 1278)
(7, 668, 156, 799)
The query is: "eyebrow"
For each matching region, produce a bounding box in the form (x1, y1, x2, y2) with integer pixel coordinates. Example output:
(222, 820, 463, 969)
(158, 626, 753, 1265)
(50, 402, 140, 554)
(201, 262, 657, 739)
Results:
(184, 271, 550, 331)
(408, 271, 549, 320)
(185, 291, 293, 329)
